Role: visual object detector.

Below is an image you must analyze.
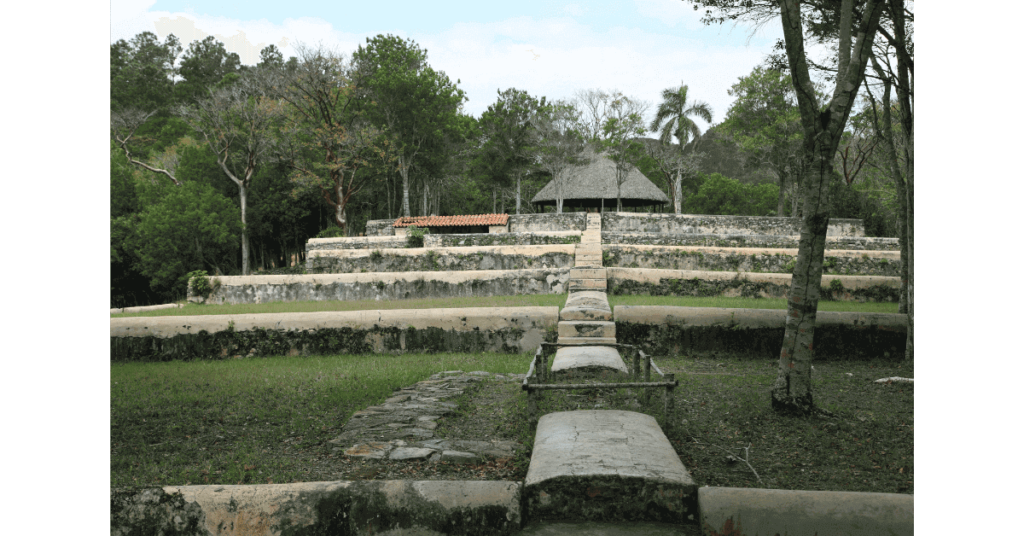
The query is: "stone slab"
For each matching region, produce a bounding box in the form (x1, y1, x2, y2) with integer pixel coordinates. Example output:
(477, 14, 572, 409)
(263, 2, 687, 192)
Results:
(570, 268, 607, 280)
(557, 337, 617, 345)
(558, 321, 616, 339)
(699, 487, 913, 536)
(567, 278, 607, 291)
(440, 450, 483, 464)
(389, 447, 436, 461)
(551, 346, 628, 374)
(524, 410, 696, 523)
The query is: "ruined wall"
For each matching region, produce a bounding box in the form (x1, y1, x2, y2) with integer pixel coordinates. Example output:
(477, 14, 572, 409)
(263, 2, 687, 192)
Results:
(606, 268, 900, 302)
(189, 269, 571, 305)
(602, 245, 900, 277)
(365, 219, 396, 236)
(307, 235, 408, 251)
(616, 306, 907, 360)
(602, 233, 899, 251)
(424, 231, 582, 248)
(602, 213, 866, 237)
(508, 213, 587, 233)
(307, 245, 576, 274)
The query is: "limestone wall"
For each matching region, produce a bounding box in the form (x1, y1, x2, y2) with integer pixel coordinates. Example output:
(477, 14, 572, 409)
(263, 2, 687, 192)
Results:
(307, 245, 576, 274)
(606, 268, 900, 302)
(615, 306, 907, 359)
(603, 245, 900, 277)
(601, 213, 866, 237)
(365, 219, 396, 236)
(111, 307, 559, 361)
(307, 235, 407, 251)
(189, 269, 571, 305)
(509, 213, 587, 233)
(424, 231, 582, 248)
(603, 232, 899, 251)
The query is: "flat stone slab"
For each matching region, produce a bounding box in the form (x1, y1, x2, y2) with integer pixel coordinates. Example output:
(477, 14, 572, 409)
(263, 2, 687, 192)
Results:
(524, 410, 696, 523)
(558, 321, 616, 339)
(699, 487, 913, 536)
(557, 336, 617, 345)
(388, 447, 436, 461)
(551, 346, 628, 374)
(567, 278, 607, 291)
(570, 268, 607, 280)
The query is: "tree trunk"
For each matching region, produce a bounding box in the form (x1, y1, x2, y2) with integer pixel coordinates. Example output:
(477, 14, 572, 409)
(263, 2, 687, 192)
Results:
(422, 179, 429, 216)
(400, 155, 411, 218)
(674, 168, 682, 214)
(493, 188, 497, 213)
(516, 175, 522, 215)
(239, 182, 249, 276)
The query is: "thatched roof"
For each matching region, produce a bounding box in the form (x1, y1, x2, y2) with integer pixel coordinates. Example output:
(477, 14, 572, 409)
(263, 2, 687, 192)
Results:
(531, 152, 669, 208)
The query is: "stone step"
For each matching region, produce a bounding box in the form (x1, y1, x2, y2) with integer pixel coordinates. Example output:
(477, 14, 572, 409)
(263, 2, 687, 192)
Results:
(569, 268, 607, 280)
(550, 345, 628, 375)
(575, 244, 602, 253)
(524, 410, 697, 523)
(558, 320, 615, 339)
(557, 336, 617, 345)
(561, 291, 613, 321)
(566, 278, 606, 291)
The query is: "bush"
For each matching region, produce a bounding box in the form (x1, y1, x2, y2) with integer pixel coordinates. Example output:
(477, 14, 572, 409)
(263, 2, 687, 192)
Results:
(683, 173, 779, 216)
(406, 225, 429, 248)
(187, 270, 220, 298)
(315, 226, 346, 239)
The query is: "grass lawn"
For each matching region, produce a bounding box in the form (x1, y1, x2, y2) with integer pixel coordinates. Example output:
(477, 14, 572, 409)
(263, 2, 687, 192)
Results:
(112, 351, 912, 494)
(112, 294, 898, 318)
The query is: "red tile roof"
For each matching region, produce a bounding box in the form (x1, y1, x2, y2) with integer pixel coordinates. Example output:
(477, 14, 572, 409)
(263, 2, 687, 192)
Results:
(393, 214, 509, 228)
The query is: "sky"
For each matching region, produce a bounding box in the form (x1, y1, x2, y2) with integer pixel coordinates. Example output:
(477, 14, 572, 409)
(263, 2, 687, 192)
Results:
(110, 0, 800, 132)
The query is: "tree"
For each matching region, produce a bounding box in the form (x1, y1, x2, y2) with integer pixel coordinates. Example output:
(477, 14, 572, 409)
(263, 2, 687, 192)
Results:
(689, 0, 887, 414)
(532, 101, 591, 213)
(174, 36, 242, 105)
(650, 82, 714, 213)
(110, 31, 181, 113)
(718, 67, 803, 216)
(600, 93, 650, 212)
(684, 173, 779, 216)
(178, 68, 285, 275)
(637, 139, 706, 210)
(478, 88, 546, 214)
(352, 34, 466, 217)
(278, 44, 390, 236)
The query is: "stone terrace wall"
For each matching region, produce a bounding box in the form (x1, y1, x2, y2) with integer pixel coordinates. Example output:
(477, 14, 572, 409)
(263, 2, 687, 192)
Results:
(190, 269, 571, 305)
(603, 245, 900, 277)
(307, 245, 576, 274)
(602, 213, 865, 237)
(307, 235, 407, 251)
(424, 231, 581, 248)
(603, 233, 899, 251)
(365, 219, 396, 236)
(509, 213, 587, 233)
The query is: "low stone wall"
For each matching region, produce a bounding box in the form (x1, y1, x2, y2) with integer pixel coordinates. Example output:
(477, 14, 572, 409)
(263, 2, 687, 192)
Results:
(603, 232, 899, 251)
(424, 231, 582, 248)
(602, 213, 865, 237)
(509, 213, 587, 233)
(606, 268, 900, 302)
(615, 306, 907, 359)
(603, 245, 900, 277)
(189, 269, 571, 305)
(307, 245, 576, 274)
(307, 235, 407, 251)
(111, 480, 523, 536)
(111, 307, 559, 361)
(365, 219, 396, 236)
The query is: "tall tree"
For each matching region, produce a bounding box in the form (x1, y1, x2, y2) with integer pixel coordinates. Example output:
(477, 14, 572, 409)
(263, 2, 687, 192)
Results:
(278, 44, 389, 236)
(478, 88, 546, 214)
(175, 36, 242, 105)
(601, 93, 650, 212)
(650, 82, 714, 213)
(718, 68, 802, 216)
(352, 34, 466, 217)
(689, 0, 886, 413)
(532, 101, 591, 213)
(178, 68, 285, 275)
(110, 31, 181, 113)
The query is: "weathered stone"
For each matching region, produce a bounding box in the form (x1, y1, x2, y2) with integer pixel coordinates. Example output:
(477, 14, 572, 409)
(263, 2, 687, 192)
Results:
(551, 346, 628, 375)
(601, 212, 863, 237)
(307, 244, 576, 274)
(602, 232, 899, 250)
(558, 321, 615, 339)
(389, 447, 437, 461)
(557, 337, 617, 345)
(441, 450, 483, 464)
(344, 442, 391, 459)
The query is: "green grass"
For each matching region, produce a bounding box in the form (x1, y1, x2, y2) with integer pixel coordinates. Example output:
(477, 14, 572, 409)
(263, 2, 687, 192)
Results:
(110, 352, 531, 487)
(606, 294, 899, 314)
(112, 294, 568, 318)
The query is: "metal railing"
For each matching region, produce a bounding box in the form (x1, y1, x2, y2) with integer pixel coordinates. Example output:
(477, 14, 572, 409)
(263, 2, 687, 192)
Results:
(522, 342, 677, 430)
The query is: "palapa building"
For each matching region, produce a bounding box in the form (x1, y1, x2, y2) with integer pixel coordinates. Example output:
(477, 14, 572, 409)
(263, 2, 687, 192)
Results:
(392, 213, 509, 236)
(531, 152, 669, 211)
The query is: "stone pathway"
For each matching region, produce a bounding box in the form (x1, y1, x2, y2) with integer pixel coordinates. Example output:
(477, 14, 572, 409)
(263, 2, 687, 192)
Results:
(329, 370, 526, 464)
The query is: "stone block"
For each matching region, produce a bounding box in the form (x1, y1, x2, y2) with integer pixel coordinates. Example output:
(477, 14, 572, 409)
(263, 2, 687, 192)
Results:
(567, 279, 606, 291)
(558, 321, 615, 339)
(550, 346, 628, 374)
(557, 337, 617, 345)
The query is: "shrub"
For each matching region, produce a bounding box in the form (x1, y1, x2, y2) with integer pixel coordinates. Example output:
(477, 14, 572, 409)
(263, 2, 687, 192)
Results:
(406, 225, 429, 248)
(683, 173, 780, 216)
(316, 226, 346, 239)
(187, 270, 220, 298)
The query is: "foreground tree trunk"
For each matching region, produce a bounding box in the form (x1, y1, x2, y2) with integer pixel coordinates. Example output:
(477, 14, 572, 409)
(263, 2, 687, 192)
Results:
(674, 169, 683, 214)
(770, 0, 883, 414)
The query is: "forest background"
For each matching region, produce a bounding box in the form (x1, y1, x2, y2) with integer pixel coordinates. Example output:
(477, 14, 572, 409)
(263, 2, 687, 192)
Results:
(109, 28, 903, 308)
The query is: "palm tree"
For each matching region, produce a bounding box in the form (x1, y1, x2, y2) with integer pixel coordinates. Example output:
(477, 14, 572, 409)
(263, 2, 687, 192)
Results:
(650, 83, 713, 213)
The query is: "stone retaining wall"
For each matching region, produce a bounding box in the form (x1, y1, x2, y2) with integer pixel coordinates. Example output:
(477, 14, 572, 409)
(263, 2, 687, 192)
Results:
(307, 235, 407, 251)
(602, 213, 865, 237)
(189, 269, 571, 305)
(603, 245, 900, 277)
(509, 213, 587, 233)
(424, 231, 582, 248)
(606, 268, 900, 302)
(603, 232, 899, 250)
(615, 306, 907, 359)
(365, 219, 396, 236)
(111, 307, 559, 361)
(307, 245, 576, 274)
(111, 480, 523, 535)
